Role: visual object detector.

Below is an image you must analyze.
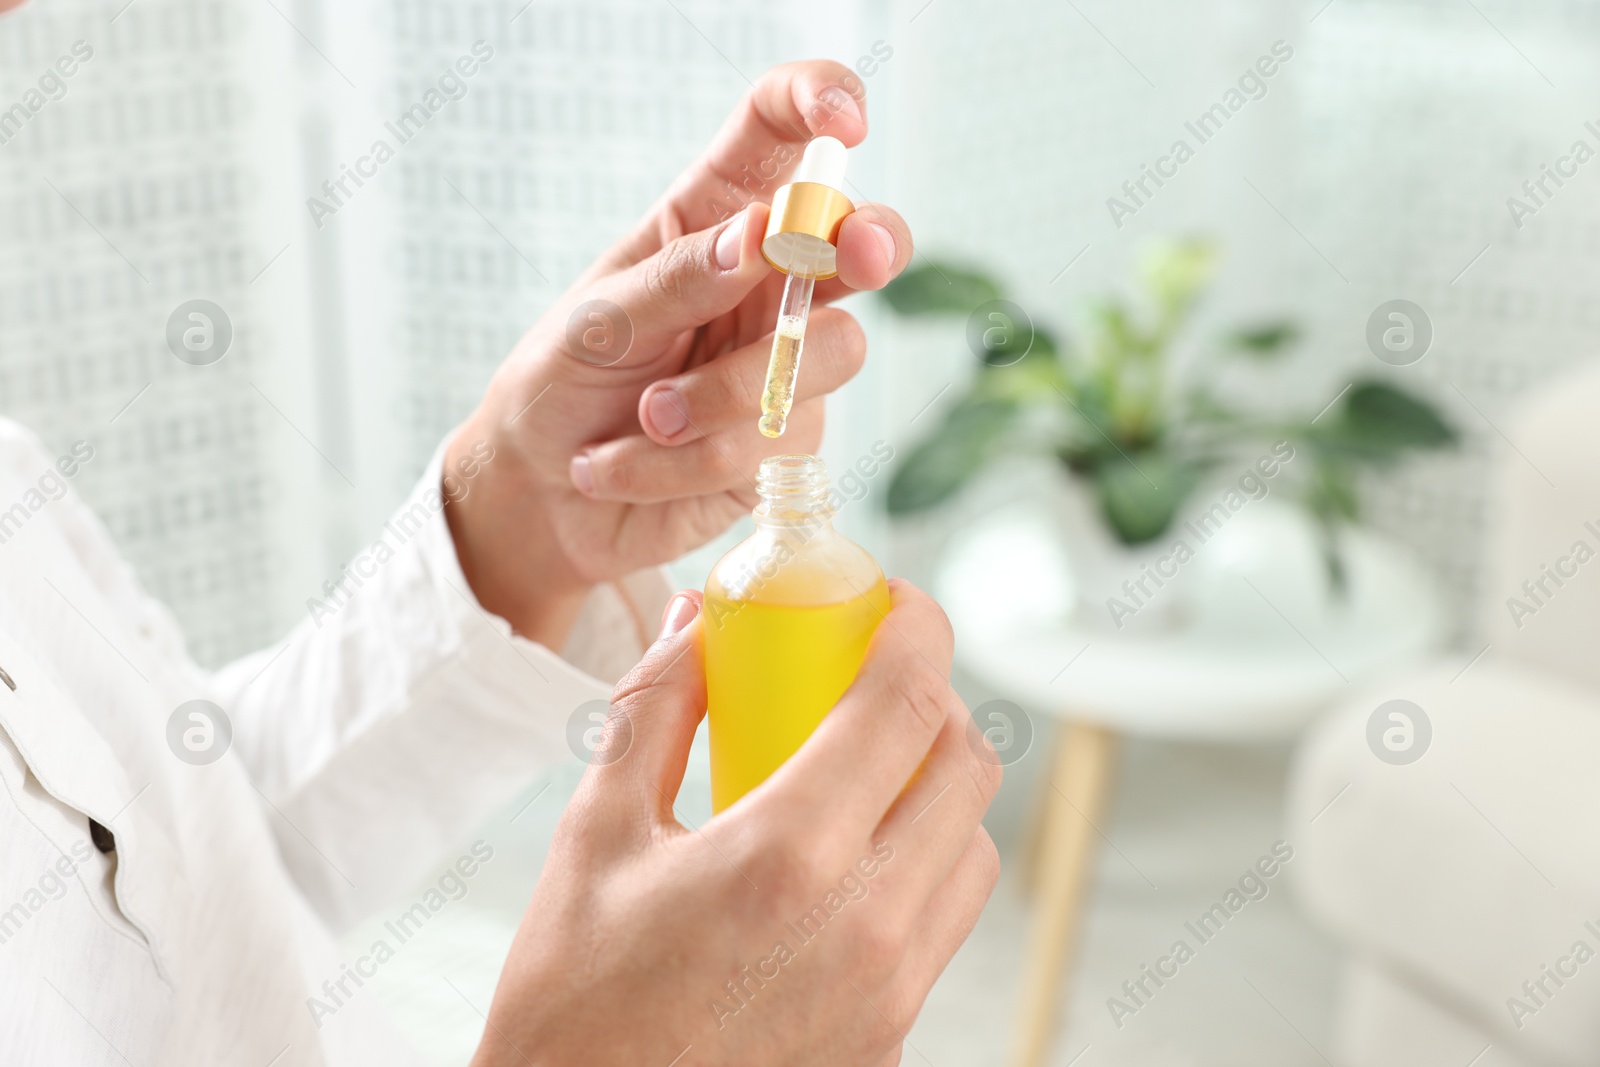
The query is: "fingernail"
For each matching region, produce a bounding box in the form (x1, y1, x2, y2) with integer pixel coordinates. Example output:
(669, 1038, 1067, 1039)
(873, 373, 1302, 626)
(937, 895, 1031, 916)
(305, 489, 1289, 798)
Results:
(714, 212, 745, 271)
(569, 453, 594, 494)
(867, 222, 896, 265)
(646, 387, 689, 438)
(819, 86, 864, 129)
(658, 593, 699, 640)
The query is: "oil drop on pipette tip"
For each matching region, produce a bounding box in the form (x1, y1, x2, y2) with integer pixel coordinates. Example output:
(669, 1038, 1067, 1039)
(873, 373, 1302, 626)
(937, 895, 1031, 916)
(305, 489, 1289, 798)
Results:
(757, 136, 854, 438)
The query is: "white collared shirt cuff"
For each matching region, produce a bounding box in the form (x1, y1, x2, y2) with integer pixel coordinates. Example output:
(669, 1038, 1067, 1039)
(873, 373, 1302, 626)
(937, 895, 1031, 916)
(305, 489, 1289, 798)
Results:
(221, 440, 675, 928)
(415, 437, 675, 686)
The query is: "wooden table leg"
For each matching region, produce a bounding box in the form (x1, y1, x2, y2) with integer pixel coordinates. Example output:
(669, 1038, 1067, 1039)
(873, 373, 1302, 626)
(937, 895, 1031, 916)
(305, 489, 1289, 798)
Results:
(1015, 742, 1051, 896)
(1009, 721, 1119, 1067)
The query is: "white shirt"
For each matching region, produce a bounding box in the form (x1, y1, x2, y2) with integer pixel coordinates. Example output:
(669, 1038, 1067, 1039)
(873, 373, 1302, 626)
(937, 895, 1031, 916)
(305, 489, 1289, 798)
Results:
(0, 418, 667, 1066)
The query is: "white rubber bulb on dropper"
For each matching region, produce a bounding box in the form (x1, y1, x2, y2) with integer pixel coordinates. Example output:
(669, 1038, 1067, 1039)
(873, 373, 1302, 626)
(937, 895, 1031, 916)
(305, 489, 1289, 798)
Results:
(792, 135, 848, 189)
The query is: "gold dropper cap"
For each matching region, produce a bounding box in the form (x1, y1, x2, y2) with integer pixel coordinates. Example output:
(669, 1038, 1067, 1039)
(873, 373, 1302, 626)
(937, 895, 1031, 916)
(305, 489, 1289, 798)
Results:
(761, 136, 854, 280)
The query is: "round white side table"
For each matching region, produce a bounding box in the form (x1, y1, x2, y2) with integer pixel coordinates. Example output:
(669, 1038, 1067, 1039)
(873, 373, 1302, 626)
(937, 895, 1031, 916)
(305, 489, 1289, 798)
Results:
(934, 501, 1445, 1067)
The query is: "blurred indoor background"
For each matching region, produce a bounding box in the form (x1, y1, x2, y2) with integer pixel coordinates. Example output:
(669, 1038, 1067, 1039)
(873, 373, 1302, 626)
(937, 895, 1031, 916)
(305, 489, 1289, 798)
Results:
(4, 0, 1599, 1064)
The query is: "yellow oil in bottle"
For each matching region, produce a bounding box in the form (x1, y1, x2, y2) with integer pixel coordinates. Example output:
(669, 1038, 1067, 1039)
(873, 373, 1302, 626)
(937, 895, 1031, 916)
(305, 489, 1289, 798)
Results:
(706, 580, 890, 811)
(704, 455, 888, 812)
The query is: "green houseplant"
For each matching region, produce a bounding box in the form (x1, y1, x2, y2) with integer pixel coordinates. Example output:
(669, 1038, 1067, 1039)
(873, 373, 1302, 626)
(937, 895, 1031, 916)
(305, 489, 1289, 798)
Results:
(882, 239, 1457, 590)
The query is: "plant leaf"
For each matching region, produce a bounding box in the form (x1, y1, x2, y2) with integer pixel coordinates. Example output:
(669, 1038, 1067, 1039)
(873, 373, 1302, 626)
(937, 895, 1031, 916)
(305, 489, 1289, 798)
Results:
(1227, 321, 1298, 357)
(1140, 238, 1217, 320)
(880, 263, 1001, 316)
(885, 397, 1017, 514)
(1343, 381, 1456, 447)
(1304, 456, 1360, 523)
(1308, 380, 1457, 462)
(1093, 453, 1199, 545)
(975, 326, 1063, 381)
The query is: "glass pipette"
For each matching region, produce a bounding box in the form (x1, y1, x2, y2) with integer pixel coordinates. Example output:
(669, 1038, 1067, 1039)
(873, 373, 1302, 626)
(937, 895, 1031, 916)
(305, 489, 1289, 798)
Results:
(758, 253, 817, 438)
(756, 135, 854, 439)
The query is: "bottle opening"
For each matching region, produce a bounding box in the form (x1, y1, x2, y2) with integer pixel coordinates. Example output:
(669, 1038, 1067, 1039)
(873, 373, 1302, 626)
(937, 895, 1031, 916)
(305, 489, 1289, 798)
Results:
(755, 454, 832, 522)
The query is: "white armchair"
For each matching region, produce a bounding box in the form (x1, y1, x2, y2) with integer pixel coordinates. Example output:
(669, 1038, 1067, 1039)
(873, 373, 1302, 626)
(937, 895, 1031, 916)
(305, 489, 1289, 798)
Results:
(1287, 361, 1600, 1067)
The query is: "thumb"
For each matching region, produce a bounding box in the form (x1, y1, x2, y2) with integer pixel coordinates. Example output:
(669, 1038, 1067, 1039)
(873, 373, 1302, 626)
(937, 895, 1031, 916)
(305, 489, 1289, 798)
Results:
(576, 591, 706, 823)
(571, 202, 770, 363)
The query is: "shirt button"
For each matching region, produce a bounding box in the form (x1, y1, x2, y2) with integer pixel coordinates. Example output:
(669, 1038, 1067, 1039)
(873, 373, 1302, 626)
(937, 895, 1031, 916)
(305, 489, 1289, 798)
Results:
(89, 818, 116, 854)
(0, 665, 14, 691)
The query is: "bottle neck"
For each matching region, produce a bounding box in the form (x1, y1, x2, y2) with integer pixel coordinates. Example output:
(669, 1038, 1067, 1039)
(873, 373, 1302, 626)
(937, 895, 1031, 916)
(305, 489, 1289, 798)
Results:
(754, 454, 834, 529)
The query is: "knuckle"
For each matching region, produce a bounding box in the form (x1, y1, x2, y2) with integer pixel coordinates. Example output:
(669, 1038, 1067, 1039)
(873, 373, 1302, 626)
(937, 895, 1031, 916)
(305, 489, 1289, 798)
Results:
(960, 713, 1005, 801)
(720, 353, 765, 414)
(745, 837, 831, 907)
(551, 784, 618, 858)
(591, 448, 640, 497)
(886, 668, 950, 739)
(640, 235, 702, 307)
(608, 662, 651, 707)
(978, 751, 1005, 801)
(960, 754, 997, 816)
(852, 914, 911, 978)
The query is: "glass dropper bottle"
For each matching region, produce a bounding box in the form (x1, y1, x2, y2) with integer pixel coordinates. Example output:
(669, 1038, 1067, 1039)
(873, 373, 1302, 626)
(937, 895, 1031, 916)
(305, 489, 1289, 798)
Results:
(703, 454, 890, 811)
(758, 136, 855, 438)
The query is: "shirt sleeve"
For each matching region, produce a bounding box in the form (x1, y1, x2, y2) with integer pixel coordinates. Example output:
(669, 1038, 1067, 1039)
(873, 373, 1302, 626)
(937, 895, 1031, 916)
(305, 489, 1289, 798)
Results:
(208, 442, 673, 931)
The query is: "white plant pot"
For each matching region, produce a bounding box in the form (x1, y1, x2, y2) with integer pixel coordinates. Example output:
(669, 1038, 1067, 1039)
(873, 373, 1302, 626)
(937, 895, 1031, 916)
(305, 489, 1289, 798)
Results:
(938, 464, 1337, 639)
(1050, 472, 1190, 635)
(1049, 470, 1338, 639)
(1184, 500, 1335, 638)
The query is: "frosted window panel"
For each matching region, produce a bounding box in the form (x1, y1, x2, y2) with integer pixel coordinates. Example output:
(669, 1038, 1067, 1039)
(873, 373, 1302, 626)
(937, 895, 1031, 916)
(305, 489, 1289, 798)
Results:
(0, 0, 322, 667)
(1295, 0, 1600, 641)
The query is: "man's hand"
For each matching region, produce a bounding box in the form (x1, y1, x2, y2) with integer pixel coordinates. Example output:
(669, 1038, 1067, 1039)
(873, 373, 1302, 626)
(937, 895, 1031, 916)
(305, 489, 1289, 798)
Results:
(473, 582, 1001, 1067)
(443, 60, 912, 647)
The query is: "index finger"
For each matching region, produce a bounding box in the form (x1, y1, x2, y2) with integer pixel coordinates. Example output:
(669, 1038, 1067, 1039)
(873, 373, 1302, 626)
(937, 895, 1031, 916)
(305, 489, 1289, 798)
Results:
(748, 579, 960, 841)
(620, 60, 869, 258)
